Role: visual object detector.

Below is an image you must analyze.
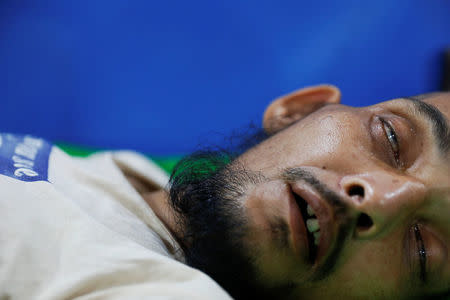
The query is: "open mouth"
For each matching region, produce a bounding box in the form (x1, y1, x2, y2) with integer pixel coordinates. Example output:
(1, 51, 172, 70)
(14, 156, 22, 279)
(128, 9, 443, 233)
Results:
(293, 192, 319, 264)
(288, 179, 349, 281)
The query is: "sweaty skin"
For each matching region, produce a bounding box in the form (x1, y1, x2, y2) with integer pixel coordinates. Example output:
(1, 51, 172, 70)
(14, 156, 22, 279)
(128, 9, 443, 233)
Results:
(141, 87, 450, 299)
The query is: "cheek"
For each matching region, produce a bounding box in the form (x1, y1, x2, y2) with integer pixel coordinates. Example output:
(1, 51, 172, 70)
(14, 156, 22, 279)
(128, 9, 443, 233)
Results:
(244, 180, 290, 230)
(301, 115, 343, 158)
(242, 181, 310, 282)
(238, 111, 368, 174)
(282, 114, 363, 169)
(298, 231, 406, 299)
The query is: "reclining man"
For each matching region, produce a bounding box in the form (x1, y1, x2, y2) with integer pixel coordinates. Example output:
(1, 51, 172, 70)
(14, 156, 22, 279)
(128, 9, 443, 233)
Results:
(0, 85, 449, 299)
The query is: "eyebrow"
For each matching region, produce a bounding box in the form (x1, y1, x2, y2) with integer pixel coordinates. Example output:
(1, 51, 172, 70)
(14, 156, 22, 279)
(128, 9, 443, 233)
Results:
(402, 96, 450, 154)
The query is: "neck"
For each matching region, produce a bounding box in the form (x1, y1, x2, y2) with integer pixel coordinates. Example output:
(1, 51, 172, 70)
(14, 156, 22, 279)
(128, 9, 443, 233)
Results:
(142, 190, 180, 238)
(124, 173, 180, 239)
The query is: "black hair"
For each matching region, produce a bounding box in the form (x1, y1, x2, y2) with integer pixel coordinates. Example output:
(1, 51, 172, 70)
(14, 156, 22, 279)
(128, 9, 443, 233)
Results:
(168, 125, 294, 299)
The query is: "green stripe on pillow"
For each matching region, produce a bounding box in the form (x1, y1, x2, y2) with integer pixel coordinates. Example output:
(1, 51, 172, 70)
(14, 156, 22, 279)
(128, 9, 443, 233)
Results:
(55, 143, 180, 174)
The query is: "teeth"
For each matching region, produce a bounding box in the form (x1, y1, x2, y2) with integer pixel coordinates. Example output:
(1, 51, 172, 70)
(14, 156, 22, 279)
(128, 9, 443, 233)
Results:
(306, 218, 320, 233)
(314, 231, 320, 246)
(307, 204, 315, 216)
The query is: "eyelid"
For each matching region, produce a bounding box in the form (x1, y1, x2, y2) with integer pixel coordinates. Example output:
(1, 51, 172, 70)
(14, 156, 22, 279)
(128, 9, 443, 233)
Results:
(412, 222, 448, 285)
(413, 223, 427, 283)
(376, 104, 426, 170)
(369, 111, 420, 170)
(405, 223, 428, 285)
(379, 117, 401, 168)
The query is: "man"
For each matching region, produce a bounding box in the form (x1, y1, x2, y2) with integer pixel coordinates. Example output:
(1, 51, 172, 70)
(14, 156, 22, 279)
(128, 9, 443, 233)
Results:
(0, 85, 449, 299)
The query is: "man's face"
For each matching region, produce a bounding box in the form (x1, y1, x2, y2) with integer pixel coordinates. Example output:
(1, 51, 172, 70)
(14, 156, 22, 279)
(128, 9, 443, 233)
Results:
(233, 92, 450, 299)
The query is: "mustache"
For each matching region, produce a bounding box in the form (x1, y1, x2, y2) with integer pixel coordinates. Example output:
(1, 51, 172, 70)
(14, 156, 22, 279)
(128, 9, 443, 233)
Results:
(282, 167, 348, 215)
(281, 167, 354, 281)
(282, 167, 349, 213)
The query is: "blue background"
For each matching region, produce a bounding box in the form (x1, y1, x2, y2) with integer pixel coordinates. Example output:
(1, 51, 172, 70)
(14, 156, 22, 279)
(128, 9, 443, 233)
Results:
(0, 0, 449, 155)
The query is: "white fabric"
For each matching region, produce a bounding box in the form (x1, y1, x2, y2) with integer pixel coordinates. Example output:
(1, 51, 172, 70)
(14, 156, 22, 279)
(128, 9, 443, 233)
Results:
(0, 139, 232, 300)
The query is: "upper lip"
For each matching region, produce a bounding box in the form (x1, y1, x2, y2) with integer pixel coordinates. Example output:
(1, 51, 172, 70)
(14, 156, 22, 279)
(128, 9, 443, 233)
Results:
(289, 181, 338, 273)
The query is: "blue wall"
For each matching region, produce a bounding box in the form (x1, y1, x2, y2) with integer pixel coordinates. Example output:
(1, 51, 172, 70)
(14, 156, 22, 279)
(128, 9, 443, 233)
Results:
(1, 0, 449, 154)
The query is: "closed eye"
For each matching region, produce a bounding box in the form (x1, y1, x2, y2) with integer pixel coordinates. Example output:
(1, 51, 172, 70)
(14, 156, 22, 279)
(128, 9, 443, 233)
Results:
(413, 224, 427, 283)
(379, 117, 401, 167)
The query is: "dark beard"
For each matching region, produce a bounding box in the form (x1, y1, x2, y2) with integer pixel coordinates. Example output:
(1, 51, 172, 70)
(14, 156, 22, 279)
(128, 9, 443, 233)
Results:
(168, 150, 293, 300)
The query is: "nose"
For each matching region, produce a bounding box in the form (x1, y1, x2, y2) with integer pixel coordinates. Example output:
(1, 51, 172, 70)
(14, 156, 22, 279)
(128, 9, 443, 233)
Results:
(339, 172, 427, 239)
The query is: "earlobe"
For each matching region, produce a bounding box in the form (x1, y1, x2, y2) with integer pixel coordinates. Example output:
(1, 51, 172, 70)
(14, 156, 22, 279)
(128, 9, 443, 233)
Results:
(263, 84, 341, 134)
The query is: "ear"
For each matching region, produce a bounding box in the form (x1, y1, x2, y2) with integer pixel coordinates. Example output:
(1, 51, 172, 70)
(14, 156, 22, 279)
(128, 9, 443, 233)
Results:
(263, 84, 341, 134)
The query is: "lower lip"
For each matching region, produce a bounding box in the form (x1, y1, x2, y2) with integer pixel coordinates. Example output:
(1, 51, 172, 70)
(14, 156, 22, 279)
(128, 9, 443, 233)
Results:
(288, 192, 310, 260)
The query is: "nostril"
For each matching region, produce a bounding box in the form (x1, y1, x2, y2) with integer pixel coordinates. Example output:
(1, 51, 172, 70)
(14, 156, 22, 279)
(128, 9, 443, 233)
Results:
(356, 213, 373, 231)
(346, 184, 365, 201)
